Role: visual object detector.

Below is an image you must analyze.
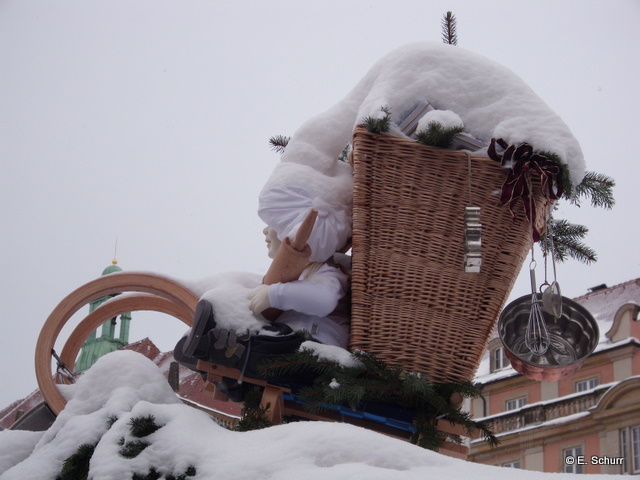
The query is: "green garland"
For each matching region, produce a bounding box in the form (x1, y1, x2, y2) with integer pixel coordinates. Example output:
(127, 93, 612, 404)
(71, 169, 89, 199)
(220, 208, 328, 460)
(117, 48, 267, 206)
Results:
(258, 348, 499, 451)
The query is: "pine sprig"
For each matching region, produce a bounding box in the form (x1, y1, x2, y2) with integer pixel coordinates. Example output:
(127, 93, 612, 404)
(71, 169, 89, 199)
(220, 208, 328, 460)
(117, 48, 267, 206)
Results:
(128, 415, 161, 438)
(269, 135, 291, 154)
(571, 170, 615, 209)
(513, 149, 613, 265)
(542, 219, 597, 264)
(441, 11, 458, 46)
(119, 439, 151, 459)
(338, 142, 352, 163)
(56, 443, 96, 480)
(415, 121, 464, 149)
(234, 386, 273, 432)
(362, 106, 392, 133)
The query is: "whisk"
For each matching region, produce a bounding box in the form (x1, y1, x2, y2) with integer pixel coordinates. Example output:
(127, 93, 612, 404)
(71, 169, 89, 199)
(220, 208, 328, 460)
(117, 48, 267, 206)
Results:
(525, 261, 551, 355)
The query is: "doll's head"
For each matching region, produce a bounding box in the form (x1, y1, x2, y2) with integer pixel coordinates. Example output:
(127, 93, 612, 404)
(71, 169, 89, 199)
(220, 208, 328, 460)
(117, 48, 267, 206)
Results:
(263, 226, 282, 259)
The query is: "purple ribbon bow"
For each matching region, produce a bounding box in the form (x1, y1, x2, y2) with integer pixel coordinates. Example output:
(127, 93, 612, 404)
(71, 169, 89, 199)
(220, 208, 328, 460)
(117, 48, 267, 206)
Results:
(488, 138, 564, 242)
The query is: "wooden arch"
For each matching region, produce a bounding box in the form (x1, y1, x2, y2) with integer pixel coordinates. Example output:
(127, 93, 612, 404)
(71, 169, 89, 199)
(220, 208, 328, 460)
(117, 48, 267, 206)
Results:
(35, 272, 199, 415)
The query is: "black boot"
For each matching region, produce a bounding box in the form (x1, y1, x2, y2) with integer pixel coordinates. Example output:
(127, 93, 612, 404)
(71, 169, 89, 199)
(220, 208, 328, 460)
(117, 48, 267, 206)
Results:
(183, 299, 217, 358)
(207, 323, 304, 380)
(173, 335, 203, 373)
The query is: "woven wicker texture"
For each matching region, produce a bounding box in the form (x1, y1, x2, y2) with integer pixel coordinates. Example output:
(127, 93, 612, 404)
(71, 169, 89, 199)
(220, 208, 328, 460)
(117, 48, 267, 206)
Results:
(350, 127, 549, 383)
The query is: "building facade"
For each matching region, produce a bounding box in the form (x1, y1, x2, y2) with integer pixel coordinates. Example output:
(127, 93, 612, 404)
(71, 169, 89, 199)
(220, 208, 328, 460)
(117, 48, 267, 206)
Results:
(469, 278, 640, 475)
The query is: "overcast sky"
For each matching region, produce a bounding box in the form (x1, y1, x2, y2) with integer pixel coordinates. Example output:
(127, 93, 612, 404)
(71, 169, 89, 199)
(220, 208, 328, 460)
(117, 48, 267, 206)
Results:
(1, 0, 638, 410)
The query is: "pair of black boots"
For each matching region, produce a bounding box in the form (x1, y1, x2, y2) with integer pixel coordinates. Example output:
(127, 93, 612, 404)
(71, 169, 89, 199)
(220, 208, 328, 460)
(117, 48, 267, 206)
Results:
(175, 300, 305, 392)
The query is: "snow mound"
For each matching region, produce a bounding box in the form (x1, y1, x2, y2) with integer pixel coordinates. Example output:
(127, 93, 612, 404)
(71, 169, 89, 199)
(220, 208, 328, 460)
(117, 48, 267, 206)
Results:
(0, 350, 613, 480)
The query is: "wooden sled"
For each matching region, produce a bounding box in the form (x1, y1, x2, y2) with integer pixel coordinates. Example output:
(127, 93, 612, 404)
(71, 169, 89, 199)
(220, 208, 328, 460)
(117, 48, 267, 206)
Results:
(34, 270, 475, 459)
(195, 359, 479, 459)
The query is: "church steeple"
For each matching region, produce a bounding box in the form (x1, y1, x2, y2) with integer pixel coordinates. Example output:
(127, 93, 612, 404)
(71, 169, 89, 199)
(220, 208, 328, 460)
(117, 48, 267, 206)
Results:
(76, 258, 132, 373)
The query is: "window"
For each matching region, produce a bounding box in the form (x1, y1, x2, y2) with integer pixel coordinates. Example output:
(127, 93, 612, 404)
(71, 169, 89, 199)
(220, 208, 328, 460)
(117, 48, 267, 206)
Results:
(493, 346, 509, 371)
(621, 426, 640, 474)
(634, 427, 640, 475)
(503, 461, 521, 468)
(564, 446, 584, 474)
(621, 429, 628, 474)
(575, 377, 599, 392)
(505, 396, 526, 411)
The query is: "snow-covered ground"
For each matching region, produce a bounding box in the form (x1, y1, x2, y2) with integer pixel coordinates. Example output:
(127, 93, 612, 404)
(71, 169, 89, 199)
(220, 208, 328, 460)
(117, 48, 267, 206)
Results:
(0, 351, 614, 480)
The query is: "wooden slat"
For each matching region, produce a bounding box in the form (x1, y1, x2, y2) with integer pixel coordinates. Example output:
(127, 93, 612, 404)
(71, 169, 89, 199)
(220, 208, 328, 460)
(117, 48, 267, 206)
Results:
(36, 272, 199, 415)
(59, 293, 193, 370)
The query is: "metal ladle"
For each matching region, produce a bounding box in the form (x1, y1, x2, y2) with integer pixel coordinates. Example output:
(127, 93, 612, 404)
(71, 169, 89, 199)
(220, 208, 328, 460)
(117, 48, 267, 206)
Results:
(541, 217, 563, 318)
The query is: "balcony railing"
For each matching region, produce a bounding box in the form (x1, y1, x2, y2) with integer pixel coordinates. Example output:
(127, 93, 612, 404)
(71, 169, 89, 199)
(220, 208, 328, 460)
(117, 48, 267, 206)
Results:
(480, 388, 607, 435)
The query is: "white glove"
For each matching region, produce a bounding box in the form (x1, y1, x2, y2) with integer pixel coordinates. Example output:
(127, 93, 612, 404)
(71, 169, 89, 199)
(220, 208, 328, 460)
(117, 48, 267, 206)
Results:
(249, 284, 271, 315)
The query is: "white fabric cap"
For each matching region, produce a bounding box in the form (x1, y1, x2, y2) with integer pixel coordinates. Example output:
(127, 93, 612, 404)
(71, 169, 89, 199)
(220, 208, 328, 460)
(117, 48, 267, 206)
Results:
(258, 183, 351, 262)
(258, 160, 352, 262)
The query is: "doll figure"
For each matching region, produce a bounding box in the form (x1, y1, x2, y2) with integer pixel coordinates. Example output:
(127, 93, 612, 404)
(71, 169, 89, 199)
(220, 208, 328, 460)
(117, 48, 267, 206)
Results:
(174, 224, 350, 397)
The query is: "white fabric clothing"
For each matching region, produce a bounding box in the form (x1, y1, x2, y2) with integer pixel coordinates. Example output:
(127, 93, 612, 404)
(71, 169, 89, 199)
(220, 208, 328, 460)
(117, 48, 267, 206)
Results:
(258, 162, 353, 263)
(268, 262, 350, 348)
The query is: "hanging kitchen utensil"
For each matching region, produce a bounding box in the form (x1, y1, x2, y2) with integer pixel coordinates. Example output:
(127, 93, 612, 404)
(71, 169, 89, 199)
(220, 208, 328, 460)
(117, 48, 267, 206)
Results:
(498, 291, 599, 382)
(541, 216, 563, 318)
(525, 259, 551, 355)
(464, 152, 482, 273)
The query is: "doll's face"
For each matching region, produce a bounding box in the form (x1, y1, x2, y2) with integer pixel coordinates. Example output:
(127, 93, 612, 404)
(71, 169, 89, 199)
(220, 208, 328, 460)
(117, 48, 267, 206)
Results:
(263, 226, 282, 259)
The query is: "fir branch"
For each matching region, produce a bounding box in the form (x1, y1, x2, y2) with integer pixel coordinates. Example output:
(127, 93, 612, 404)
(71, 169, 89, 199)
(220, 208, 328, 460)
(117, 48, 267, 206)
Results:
(571, 170, 615, 209)
(338, 142, 352, 163)
(56, 443, 96, 480)
(269, 135, 291, 154)
(441, 11, 458, 46)
(258, 350, 355, 379)
(234, 386, 273, 431)
(542, 219, 597, 264)
(119, 439, 151, 459)
(415, 121, 464, 149)
(107, 415, 118, 428)
(128, 415, 161, 438)
(134, 466, 197, 480)
(362, 106, 392, 133)
(133, 468, 161, 480)
(261, 348, 497, 451)
(413, 413, 446, 449)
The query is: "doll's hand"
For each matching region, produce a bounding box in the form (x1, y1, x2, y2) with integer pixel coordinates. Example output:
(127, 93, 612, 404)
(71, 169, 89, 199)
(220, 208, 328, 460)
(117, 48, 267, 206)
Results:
(249, 285, 271, 314)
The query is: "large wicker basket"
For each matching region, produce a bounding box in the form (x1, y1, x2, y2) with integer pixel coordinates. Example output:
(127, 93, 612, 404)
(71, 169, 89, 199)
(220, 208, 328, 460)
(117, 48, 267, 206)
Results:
(349, 126, 549, 383)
